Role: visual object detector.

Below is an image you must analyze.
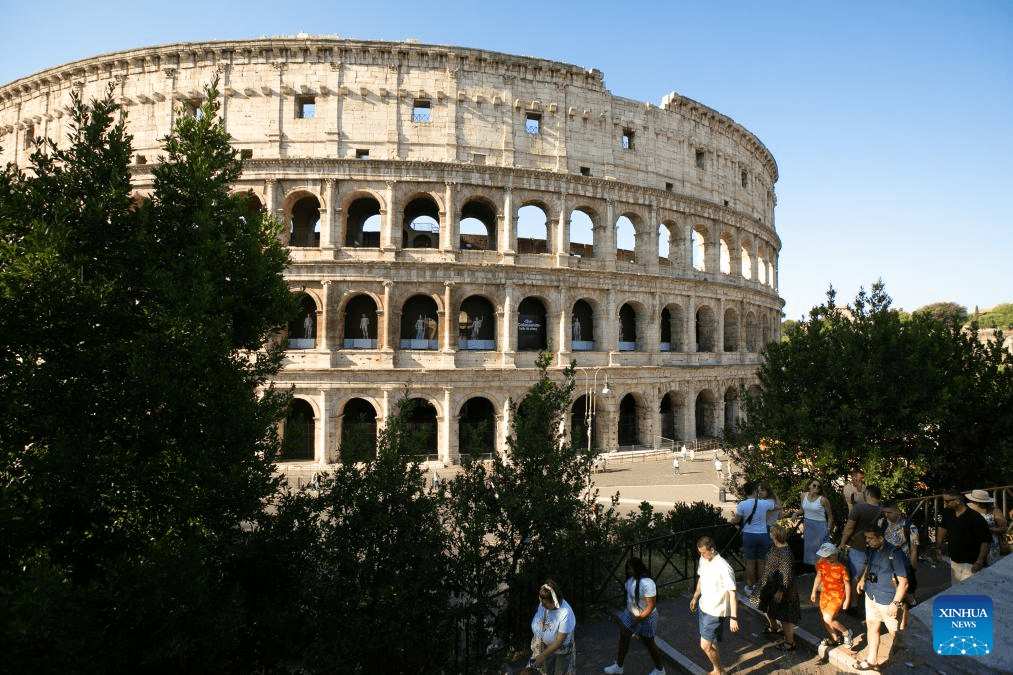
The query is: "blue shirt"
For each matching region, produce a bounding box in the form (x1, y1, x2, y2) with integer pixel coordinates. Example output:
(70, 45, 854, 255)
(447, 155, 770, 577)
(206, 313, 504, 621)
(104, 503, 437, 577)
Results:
(863, 542, 908, 605)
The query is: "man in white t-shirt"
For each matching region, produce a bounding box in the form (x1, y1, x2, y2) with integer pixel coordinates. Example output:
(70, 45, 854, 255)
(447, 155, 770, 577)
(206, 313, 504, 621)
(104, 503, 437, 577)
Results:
(690, 536, 739, 675)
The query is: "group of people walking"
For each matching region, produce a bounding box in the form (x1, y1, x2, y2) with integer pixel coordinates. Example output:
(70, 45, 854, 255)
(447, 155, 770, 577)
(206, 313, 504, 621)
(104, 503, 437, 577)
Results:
(523, 471, 1006, 675)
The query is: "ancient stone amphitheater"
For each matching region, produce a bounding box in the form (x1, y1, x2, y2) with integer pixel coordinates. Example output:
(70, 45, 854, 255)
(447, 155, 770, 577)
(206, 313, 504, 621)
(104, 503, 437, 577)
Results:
(0, 37, 783, 468)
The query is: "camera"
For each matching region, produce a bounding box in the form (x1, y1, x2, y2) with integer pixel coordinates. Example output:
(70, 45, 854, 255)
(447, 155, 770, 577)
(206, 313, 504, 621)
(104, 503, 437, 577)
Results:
(866, 572, 878, 584)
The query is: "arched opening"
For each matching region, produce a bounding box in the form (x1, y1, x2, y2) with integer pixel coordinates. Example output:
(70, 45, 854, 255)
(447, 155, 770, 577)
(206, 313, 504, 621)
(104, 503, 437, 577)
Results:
(618, 303, 638, 351)
(745, 312, 758, 352)
(761, 315, 771, 346)
(696, 305, 716, 352)
(288, 294, 317, 349)
(281, 398, 315, 461)
(659, 392, 683, 444)
(723, 307, 739, 352)
(569, 208, 595, 259)
(345, 196, 382, 247)
(241, 191, 264, 222)
(692, 228, 706, 271)
(517, 297, 547, 351)
(658, 223, 672, 267)
(516, 204, 548, 254)
(571, 299, 595, 351)
(405, 398, 438, 457)
(740, 240, 753, 280)
(664, 304, 685, 352)
(724, 387, 740, 434)
(458, 295, 496, 350)
(340, 398, 377, 463)
(695, 390, 717, 439)
(719, 236, 732, 275)
(401, 295, 439, 349)
(289, 195, 320, 247)
(616, 215, 636, 264)
(459, 199, 496, 251)
(343, 294, 378, 348)
(618, 394, 640, 448)
(660, 307, 672, 352)
(570, 395, 599, 451)
(459, 397, 496, 457)
(403, 196, 440, 249)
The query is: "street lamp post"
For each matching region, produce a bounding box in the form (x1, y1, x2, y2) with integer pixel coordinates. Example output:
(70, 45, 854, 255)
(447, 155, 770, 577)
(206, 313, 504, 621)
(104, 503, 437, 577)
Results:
(579, 367, 613, 456)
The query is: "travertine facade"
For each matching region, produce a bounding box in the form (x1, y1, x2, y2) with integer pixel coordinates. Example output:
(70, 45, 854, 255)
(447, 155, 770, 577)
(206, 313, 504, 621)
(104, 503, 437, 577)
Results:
(1, 37, 783, 467)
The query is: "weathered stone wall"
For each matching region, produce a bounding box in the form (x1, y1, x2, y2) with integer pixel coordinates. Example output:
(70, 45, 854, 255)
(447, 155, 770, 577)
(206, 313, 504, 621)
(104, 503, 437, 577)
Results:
(1, 37, 784, 468)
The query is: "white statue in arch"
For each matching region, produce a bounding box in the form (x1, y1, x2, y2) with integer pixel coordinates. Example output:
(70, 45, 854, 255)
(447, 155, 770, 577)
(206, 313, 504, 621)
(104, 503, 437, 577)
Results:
(572, 315, 581, 341)
(359, 313, 370, 339)
(415, 314, 426, 340)
(303, 313, 314, 339)
(470, 315, 483, 340)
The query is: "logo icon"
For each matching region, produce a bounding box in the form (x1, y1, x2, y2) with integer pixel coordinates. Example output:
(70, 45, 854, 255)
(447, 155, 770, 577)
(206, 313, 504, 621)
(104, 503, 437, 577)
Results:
(933, 595, 992, 656)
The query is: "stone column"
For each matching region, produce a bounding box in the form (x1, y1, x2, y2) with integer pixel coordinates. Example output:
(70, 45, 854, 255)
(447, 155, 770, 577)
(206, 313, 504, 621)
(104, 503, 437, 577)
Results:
(442, 181, 457, 253)
(319, 178, 336, 249)
(554, 190, 568, 261)
(601, 199, 617, 265)
(320, 281, 333, 351)
(501, 186, 515, 256)
(442, 281, 455, 353)
(381, 180, 397, 252)
(440, 387, 453, 464)
(646, 204, 660, 274)
(380, 280, 393, 352)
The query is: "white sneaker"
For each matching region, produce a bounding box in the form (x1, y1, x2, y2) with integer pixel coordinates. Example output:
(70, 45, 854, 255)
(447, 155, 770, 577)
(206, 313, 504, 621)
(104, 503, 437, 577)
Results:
(602, 664, 624, 675)
(648, 669, 666, 675)
(842, 629, 854, 647)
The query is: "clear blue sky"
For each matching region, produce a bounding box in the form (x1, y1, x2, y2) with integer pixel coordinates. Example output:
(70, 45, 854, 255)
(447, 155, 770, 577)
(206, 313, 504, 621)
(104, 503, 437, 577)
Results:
(3, 1, 1009, 319)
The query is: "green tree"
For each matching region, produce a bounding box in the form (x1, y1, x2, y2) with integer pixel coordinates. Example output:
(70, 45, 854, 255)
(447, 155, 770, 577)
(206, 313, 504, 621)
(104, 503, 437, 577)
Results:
(729, 282, 1013, 505)
(0, 82, 296, 673)
(974, 303, 1013, 329)
(913, 301, 968, 327)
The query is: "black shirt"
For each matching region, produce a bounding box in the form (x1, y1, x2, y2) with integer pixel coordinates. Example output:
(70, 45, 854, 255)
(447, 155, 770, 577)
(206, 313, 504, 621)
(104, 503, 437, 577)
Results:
(940, 508, 991, 564)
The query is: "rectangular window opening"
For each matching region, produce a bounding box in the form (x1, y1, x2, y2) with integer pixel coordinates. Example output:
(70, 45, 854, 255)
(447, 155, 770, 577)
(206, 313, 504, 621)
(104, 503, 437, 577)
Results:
(579, 166, 591, 176)
(695, 149, 706, 170)
(240, 149, 253, 159)
(665, 182, 673, 192)
(136, 154, 147, 165)
(296, 96, 316, 119)
(23, 124, 34, 150)
(472, 153, 486, 165)
(622, 128, 634, 150)
(741, 170, 748, 188)
(356, 148, 369, 160)
(412, 100, 431, 123)
(525, 113, 541, 134)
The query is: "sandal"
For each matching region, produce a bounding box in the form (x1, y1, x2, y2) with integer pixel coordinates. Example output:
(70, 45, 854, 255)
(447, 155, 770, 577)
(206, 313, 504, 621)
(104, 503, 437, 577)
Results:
(762, 626, 782, 636)
(775, 641, 796, 651)
(819, 637, 839, 647)
(854, 659, 881, 672)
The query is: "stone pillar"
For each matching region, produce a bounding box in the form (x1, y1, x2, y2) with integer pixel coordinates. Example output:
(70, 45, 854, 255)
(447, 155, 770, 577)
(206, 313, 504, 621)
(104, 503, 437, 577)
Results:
(442, 281, 455, 353)
(440, 387, 453, 464)
(716, 298, 725, 354)
(501, 186, 515, 256)
(442, 181, 457, 253)
(319, 178, 336, 249)
(380, 280, 393, 352)
(601, 199, 617, 265)
(320, 281, 333, 351)
(685, 295, 696, 353)
(606, 287, 618, 353)
(381, 180, 397, 252)
(502, 283, 515, 354)
(646, 204, 660, 274)
(705, 221, 720, 277)
(553, 190, 568, 261)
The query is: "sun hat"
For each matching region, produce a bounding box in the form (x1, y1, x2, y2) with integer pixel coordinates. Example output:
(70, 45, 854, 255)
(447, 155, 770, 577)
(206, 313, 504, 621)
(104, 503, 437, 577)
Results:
(816, 542, 838, 558)
(965, 489, 994, 504)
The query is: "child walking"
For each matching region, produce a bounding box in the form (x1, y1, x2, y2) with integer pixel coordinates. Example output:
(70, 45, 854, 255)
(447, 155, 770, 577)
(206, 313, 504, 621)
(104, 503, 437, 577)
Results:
(811, 543, 853, 647)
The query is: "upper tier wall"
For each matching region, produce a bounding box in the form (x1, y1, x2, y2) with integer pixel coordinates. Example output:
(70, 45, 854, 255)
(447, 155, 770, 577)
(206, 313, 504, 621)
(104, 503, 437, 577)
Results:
(0, 38, 778, 231)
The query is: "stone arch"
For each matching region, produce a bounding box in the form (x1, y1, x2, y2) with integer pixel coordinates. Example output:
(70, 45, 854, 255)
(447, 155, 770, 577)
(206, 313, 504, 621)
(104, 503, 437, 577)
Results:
(569, 207, 596, 259)
(745, 311, 758, 352)
(719, 232, 734, 275)
(400, 294, 440, 349)
(570, 395, 599, 451)
(617, 392, 648, 448)
(344, 193, 383, 248)
(459, 197, 497, 251)
(723, 386, 740, 434)
(657, 222, 672, 268)
(289, 293, 318, 349)
(723, 306, 740, 352)
(458, 396, 496, 456)
(516, 202, 549, 254)
(696, 303, 717, 352)
(405, 397, 439, 456)
(618, 302, 641, 351)
(659, 390, 686, 443)
(692, 225, 708, 271)
(286, 191, 322, 247)
(281, 397, 316, 461)
(459, 295, 496, 349)
(342, 293, 379, 348)
(402, 194, 441, 249)
(662, 217, 687, 268)
(340, 397, 378, 463)
(740, 237, 754, 280)
(517, 296, 548, 351)
(237, 189, 265, 222)
(661, 302, 685, 352)
(695, 389, 718, 439)
(615, 214, 637, 264)
(571, 298, 595, 350)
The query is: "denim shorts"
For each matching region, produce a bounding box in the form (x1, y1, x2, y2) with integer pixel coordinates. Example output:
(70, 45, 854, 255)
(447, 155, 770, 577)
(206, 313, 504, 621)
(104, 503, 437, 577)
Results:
(620, 607, 658, 638)
(698, 610, 725, 643)
(742, 531, 772, 560)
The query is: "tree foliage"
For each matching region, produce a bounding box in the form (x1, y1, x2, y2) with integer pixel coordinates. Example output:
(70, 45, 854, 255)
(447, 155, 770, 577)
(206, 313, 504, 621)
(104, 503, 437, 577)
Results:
(974, 303, 1013, 329)
(913, 301, 968, 327)
(730, 282, 1013, 509)
(0, 82, 296, 673)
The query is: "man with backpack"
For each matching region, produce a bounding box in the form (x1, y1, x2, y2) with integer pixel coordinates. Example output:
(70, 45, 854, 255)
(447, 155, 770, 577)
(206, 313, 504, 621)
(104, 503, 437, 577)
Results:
(881, 501, 918, 604)
(853, 526, 909, 673)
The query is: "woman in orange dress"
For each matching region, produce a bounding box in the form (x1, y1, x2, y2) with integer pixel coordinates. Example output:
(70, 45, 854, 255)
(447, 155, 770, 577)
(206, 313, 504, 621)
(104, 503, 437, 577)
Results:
(811, 542, 853, 647)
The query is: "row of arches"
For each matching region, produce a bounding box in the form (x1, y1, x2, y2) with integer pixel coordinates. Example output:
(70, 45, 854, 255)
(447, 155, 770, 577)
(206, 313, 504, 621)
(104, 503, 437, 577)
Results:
(289, 290, 775, 353)
(245, 184, 778, 286)
(280, 384, 755, 464)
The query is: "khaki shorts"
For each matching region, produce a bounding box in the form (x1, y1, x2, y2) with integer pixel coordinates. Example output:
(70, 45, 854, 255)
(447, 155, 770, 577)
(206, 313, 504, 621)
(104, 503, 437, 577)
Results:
(864, 595, 899, 632)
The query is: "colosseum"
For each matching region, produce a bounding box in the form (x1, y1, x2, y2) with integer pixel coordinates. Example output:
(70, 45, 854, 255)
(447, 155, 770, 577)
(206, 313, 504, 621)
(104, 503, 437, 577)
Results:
(0, 37, 783, 469)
